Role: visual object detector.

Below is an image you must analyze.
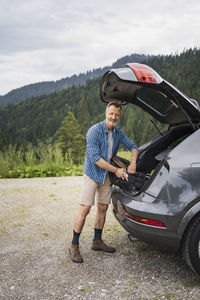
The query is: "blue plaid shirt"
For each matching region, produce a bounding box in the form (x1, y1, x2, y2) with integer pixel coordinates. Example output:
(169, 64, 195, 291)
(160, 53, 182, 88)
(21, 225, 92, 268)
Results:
(83, 120, 138, 183)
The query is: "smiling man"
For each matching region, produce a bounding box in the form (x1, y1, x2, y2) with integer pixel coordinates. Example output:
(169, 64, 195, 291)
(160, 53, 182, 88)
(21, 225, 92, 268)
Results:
(68, 102, 138, 263)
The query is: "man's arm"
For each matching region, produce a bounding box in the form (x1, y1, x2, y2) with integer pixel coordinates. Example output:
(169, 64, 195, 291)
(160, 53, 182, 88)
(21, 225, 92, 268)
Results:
(86, 126, 127, 179)
(117, 128, 138, 174)
(95, 158, 128, 181)
(127, 148, 138, 174)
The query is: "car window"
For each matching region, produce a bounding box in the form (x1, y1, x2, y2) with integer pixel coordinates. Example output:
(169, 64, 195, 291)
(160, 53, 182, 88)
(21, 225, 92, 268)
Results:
(136, 86, 174, 115)
(169, 133, 191, 148)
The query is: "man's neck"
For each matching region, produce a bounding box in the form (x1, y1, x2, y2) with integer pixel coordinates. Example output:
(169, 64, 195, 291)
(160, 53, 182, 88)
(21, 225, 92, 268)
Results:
(105, 121, 114, 131)
(106, 125, 113, 131)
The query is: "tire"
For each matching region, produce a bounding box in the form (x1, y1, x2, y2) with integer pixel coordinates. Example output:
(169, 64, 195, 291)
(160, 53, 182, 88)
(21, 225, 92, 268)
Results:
(182, 215, 200, 275)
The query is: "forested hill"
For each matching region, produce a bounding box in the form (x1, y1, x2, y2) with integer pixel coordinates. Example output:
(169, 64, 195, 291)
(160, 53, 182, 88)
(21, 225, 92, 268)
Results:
(0, 48, 199, 150)
(0, 53, 151, 106)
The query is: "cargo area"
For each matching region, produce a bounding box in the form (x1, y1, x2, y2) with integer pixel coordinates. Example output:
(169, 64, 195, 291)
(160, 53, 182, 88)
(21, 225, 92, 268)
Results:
(112, 122, 197, 193)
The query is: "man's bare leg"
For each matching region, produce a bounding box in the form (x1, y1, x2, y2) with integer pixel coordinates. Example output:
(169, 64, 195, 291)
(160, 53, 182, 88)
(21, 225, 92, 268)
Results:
(94, 202, 108, 229)
(69, 205, 91, 263)
(74, 205, 91, 233)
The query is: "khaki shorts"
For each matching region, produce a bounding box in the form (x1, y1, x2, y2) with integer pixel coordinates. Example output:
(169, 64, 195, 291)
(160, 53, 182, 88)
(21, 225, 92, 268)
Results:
(80, 173, 112, 206)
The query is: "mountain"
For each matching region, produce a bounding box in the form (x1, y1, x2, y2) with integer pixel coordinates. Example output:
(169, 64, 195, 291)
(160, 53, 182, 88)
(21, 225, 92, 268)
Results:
(0, 53, 153, 106)
(0, 48, 199, 149)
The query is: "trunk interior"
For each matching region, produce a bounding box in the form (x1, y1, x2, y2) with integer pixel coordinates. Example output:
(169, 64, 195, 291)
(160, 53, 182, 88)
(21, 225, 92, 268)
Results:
(133, 122, 196, 191)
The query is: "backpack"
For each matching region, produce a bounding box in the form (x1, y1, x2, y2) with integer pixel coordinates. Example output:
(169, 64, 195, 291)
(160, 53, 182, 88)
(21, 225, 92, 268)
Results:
(109, 156, 147, 191)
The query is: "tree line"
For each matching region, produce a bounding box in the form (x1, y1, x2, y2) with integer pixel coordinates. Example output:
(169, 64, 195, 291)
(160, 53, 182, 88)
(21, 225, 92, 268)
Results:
(0, 48, 199, 176)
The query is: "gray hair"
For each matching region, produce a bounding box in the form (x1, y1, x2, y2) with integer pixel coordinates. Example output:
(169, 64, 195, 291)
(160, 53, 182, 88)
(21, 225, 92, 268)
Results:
(106, 102, 122, 111)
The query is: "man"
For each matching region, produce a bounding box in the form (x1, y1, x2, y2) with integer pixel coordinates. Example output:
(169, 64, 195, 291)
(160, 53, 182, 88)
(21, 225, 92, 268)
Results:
(68, 102, 138, 263)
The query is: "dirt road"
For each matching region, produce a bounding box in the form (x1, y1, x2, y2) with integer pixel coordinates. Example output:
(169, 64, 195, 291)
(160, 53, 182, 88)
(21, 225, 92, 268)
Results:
(0, 177, 200, 299)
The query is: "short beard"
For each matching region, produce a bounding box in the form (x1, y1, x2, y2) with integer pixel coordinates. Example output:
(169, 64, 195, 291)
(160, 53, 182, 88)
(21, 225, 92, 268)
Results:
(106, 118, 117, 126)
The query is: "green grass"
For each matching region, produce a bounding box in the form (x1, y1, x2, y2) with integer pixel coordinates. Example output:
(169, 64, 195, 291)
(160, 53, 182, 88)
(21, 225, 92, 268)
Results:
(0, 145, 131, 179)
(41, 232, 49, 237)
(117, 150, 131, 161)
(183, 279, 200, 287)
(0, 144, 84, 178)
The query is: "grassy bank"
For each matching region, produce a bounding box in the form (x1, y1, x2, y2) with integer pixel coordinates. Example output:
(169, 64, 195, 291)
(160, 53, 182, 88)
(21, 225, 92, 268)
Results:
(0, 144, 130, 179)
(0, 144, 83, 178)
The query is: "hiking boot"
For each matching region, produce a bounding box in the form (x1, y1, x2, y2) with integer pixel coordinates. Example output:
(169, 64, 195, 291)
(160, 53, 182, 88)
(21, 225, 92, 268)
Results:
(68, 244, 83, 263)
(91, 239, 116, 253)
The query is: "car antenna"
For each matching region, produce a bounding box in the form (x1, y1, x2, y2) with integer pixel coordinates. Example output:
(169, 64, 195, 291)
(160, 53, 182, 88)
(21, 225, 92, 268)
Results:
(144, 111, 163, 136)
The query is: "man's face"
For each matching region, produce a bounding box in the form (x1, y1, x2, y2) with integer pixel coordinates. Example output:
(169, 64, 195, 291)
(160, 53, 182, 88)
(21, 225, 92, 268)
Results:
(105, 105, 121, 129)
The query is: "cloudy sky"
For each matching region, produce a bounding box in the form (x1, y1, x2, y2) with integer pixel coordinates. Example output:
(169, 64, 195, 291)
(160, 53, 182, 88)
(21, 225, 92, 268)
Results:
(0, 0, 199, 95)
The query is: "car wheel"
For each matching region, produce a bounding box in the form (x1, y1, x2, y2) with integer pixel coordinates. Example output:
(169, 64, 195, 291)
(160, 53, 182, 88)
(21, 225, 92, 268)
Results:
(182, 215, 200, 275)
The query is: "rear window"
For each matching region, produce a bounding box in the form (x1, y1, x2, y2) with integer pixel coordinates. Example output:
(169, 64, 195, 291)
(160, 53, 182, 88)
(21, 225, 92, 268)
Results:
(136, 86, 174, 115)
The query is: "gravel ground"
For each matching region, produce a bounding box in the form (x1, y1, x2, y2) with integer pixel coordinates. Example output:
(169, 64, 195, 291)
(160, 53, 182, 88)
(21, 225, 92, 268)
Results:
(1, 177, 200, 300)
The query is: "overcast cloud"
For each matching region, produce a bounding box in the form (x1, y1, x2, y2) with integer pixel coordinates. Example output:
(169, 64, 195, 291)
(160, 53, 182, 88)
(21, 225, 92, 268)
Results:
(0, 0, 199, 95)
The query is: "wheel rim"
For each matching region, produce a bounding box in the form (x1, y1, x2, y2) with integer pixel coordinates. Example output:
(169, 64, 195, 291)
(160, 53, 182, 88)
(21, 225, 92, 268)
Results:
(198, 240, 200, 258)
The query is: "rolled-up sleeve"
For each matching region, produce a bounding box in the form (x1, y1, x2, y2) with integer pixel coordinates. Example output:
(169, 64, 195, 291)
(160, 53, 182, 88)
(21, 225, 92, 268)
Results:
(86, 126, 102, 163)
(118, 128, 138, 151)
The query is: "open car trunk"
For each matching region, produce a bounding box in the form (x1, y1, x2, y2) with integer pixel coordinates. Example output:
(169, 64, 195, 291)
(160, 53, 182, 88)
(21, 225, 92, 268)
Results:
(136, 122, 194, 174)
(111, 122, 196, 193)
(101, 63, 200, 193)
(100, 63, 200, 126)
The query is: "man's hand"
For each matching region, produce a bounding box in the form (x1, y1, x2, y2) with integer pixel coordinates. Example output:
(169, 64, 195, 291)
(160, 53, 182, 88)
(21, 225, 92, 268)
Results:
(127, 162, 136, 174)
(115, 168, 128, 181)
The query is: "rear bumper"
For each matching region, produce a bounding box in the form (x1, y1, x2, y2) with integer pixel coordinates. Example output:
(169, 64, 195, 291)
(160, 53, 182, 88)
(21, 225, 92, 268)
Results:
(112, 190, 181, 252)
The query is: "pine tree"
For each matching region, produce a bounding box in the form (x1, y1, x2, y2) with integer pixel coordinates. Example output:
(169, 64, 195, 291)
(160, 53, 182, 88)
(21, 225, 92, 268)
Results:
(0, 131, 6, 151)
(77, 98, 90, 134)
(56, 111, 85, 164)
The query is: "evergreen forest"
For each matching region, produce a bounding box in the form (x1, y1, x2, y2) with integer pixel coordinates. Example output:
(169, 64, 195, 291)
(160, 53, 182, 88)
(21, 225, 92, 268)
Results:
(0, 48, 200, 178)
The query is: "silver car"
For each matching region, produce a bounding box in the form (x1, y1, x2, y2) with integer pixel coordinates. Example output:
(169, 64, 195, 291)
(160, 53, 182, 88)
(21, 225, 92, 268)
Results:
(100, 63, 200, 275)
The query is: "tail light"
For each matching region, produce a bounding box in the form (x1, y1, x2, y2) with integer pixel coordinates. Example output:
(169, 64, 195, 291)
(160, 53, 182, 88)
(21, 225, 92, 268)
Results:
(122, 209, 166, 228)
(127, 63, 162, 84)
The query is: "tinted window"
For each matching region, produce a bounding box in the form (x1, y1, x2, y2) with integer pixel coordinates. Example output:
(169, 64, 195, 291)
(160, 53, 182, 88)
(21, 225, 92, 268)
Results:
(137, 86, 174, 115)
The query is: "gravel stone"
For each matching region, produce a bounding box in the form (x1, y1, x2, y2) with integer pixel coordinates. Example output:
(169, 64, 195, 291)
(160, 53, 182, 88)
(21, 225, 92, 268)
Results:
(1, 177, 200, 299)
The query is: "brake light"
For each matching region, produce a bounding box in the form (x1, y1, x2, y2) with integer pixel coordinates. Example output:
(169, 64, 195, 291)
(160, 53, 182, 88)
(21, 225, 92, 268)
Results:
(122, 209, 166, 228)
(127, 63, 159, 84)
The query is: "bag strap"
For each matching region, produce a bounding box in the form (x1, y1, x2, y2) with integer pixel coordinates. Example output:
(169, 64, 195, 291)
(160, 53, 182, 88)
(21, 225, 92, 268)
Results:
(112, 156, 128, 169)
